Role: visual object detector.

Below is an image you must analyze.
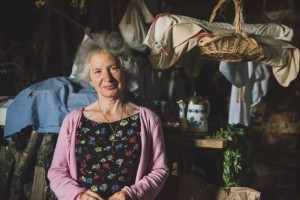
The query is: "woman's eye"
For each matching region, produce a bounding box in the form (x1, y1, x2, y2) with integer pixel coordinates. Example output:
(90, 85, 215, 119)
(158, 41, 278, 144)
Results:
(95, 70, 101, 74)
(109, 66, 120, 72)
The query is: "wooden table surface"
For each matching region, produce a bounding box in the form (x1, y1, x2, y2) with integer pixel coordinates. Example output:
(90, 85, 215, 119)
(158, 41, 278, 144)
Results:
(163, 128, 227, 174)
(165, 134, 227, 149)
(164, 127, 227, 148)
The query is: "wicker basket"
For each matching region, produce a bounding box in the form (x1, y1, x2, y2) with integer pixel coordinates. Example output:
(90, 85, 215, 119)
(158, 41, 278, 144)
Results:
(198, 0, 265, 62)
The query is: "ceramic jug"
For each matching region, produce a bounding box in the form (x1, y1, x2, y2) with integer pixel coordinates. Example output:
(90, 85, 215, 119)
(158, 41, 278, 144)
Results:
(177, 92, 210, 133)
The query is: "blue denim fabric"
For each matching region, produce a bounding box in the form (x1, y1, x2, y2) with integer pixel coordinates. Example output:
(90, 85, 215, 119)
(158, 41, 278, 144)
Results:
(4, 77, 97, 138)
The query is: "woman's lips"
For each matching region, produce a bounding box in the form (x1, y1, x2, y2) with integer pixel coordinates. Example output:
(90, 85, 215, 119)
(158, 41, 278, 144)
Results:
(103, 84, 116, 90)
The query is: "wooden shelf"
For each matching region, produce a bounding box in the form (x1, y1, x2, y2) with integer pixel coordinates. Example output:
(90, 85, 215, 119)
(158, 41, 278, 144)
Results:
(166, 135, 227, 149)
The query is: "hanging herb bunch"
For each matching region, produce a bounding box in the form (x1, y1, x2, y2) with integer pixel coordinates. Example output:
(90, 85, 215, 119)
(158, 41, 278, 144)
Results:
(70, 0, 88, 15)
(214, 123, 256, 187)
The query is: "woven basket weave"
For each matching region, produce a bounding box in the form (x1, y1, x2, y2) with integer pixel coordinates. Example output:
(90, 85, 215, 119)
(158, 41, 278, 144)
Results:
(198, 0, 265, 62)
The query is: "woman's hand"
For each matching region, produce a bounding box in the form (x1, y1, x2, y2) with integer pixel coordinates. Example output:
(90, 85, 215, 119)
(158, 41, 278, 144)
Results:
(108, 190, 130, 200)
(80, 189, 104, 200)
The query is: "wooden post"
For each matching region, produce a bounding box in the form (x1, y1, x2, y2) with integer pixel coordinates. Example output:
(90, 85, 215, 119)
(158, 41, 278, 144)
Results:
(30, 166, 47, 200)
(8, 130, 43, 200)
(0, 146, 15, 198)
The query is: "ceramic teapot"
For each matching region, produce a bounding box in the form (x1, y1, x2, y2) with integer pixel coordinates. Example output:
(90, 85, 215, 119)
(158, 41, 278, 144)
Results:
(177, 92, 210, 133)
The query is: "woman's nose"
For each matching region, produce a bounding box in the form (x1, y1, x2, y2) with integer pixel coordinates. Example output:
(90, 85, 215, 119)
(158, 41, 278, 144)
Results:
(101, 68, 112, 81)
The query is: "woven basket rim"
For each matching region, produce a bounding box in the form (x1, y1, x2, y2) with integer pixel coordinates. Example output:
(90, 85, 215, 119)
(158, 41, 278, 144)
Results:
(198, 32, 257, 46)
(197, 0, 265, 62)
(210, 0, 242, 34)
(197, 33, 265, 62)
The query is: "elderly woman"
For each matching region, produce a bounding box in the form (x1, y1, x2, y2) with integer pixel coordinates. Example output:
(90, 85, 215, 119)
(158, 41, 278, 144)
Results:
(47, 31, 169, 200)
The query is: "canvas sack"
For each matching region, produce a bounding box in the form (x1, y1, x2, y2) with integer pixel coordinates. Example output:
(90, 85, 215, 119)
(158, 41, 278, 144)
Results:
(119, 0, 153, 52)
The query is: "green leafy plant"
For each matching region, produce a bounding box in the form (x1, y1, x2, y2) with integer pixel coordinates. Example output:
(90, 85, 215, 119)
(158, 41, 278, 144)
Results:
(214, 124, 256, 187)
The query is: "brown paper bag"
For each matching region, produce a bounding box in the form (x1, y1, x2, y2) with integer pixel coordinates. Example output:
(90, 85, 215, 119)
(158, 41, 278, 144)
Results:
(176, 174, 261, 200)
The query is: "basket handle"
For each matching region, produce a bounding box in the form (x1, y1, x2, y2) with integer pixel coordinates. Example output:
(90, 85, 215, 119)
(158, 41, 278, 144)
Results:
(209, 0, 241, 34)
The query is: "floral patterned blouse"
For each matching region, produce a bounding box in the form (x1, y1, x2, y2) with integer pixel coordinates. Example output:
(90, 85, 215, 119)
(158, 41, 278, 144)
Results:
(75, 112, 141, 199)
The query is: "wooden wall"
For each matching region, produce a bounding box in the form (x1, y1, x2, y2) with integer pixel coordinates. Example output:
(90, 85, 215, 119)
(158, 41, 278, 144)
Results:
(1, 0, 299, 94)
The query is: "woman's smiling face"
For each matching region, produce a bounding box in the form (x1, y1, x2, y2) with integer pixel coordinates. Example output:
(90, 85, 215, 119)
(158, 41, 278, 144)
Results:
(89, 50, 124, 99)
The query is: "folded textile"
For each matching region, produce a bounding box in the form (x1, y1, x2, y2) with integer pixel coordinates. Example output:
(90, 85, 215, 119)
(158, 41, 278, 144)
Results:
(4, 77, 97, 138)
(144, 14, 299, 87)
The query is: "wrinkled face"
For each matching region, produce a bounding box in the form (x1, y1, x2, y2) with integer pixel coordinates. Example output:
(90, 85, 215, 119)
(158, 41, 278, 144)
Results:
(89, 50, 124, 99)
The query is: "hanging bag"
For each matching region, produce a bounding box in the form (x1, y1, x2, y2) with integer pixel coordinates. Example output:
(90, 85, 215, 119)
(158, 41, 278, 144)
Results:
(197, 0, 265, 62)
(118, 0, 153, 52)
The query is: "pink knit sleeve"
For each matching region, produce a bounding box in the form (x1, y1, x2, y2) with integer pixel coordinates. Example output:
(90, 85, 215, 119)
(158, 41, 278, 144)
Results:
(123, 107, 169, 200)
(47, 112, 86, 200)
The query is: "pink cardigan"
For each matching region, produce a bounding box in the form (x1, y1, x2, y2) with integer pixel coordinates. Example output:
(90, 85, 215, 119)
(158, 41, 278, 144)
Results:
(47, 107, 169, 200)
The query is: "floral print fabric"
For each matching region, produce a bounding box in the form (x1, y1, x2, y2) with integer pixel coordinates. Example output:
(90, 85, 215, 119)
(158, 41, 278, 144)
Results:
(75, 113, 141, 198)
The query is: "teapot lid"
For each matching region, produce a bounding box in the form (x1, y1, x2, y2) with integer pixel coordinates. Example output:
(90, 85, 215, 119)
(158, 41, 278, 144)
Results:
(187, 91, 204, 104)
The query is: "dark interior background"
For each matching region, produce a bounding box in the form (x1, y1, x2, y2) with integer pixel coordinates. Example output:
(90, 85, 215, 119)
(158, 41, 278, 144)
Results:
(1, 0, 300, 120)
(1, 1, 300, 200)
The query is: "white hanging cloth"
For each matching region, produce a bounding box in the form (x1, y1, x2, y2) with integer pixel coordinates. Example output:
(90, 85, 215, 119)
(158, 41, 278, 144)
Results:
(70, 33, 90, 78)
(221, 61, 270, 126)
(118, 0, 154, 52)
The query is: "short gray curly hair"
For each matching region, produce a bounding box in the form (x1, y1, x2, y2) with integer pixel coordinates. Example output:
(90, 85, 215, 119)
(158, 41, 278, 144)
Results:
(74, 31, 135, 83)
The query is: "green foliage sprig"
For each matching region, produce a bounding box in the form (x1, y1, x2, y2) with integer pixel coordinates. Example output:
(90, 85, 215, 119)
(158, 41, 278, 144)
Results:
(214, 124, 256, 187)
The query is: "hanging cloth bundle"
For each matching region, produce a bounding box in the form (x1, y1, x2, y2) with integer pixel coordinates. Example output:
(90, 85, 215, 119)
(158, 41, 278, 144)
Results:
(118, 0, 154, 52)
(197, 0, 265, 62)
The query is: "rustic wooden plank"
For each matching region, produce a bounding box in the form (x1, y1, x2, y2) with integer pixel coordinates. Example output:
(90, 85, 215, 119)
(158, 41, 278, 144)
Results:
(35, 134, 58, 200)
(164, 127, 227, 149)
(166, 135, 227, 149)
(194, 138, 227, 149)
(0, 145, 15, 198)
(30, 166, 47, 200)
(8, 130, 43, 200)
(36, 134, 57, 168)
